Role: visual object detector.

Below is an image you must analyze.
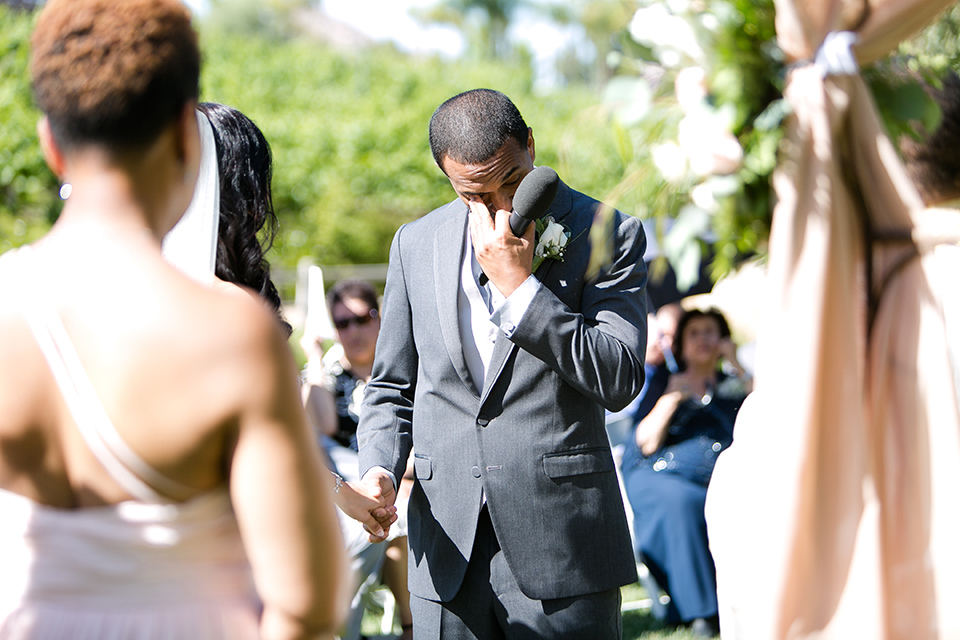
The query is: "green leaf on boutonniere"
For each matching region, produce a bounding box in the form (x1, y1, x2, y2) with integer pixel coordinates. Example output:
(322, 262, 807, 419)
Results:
(532, 216, 572, 273)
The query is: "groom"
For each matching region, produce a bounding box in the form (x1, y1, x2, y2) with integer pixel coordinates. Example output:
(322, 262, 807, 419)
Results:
(358, 88, 647, 638)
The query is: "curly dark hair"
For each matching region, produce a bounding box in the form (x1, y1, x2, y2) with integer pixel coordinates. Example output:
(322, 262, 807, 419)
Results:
(902, 72, 960, 205)
(673, 308, 731, 371)
(198, 102, 290, 337)
(429, 89, 529, 172)
(30, 0, 199, 151)
(326, 279, 380, 316)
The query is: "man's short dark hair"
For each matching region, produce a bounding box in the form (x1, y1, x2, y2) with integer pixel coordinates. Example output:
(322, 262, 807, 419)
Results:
(429, 89, 529, 172)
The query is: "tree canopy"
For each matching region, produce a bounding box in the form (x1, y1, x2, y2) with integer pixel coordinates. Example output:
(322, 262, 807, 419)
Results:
(3, 1, 958, 296)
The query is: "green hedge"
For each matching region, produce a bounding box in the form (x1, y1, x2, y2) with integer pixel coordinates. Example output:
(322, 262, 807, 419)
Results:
(1, 5, 625, 274)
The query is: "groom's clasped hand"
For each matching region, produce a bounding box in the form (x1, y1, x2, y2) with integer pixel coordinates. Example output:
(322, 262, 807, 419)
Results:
(340, 473, 398, 542)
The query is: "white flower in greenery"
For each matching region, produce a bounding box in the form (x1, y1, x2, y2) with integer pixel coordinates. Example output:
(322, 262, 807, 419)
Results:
(700, 13, 720, 32)
(674, 66, 708, 113)
(690, 182, 719, 213)
(629, 4, 704, 66)
(532, 216, 571, 273)
(678, 108, 743, 176)
(652, 142, 688, 182)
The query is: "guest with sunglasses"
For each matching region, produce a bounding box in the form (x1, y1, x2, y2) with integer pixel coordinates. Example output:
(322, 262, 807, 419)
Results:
(302, 279, 414, 640)
(304, 279, 381, 450)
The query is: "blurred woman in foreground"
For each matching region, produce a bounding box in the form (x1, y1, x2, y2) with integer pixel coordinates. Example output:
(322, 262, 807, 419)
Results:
(0, 1, 346, 638)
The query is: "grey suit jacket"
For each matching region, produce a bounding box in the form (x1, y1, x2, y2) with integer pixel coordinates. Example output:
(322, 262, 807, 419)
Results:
(358, 180, 647, 602)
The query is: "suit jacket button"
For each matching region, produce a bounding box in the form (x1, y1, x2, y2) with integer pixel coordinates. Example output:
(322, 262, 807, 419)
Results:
(472, 466, 481, 478)
(477, 415, 490, 427)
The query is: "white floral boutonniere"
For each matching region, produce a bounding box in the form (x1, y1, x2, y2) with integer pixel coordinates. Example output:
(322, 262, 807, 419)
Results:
(532, 216, 571, 273)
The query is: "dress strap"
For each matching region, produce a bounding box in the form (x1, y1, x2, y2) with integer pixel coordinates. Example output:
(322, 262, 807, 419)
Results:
(16, 246, 195, 503)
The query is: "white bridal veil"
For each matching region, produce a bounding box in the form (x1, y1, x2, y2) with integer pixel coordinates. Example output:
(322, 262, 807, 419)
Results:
(161, 110, 220, 285)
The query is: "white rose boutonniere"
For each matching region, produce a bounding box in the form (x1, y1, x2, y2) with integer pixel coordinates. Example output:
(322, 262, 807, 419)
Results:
(532, 216, 571, 273)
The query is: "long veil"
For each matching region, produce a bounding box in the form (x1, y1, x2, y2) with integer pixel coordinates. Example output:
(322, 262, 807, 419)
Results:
(161, 110, 220, 285)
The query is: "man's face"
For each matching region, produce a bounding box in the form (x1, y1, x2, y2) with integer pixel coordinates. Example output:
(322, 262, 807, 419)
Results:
(440, 130, 536, 216)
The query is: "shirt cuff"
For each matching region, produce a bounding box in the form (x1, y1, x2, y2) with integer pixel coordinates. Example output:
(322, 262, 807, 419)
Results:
(490, 275, 540, 338)
(362, 466, 398, 491)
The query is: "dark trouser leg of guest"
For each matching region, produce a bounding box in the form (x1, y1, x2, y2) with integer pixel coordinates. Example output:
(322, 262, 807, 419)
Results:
(411, 505, 622, 640)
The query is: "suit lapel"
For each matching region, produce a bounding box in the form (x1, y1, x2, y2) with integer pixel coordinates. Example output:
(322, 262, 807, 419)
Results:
(434, 201, 477, 396)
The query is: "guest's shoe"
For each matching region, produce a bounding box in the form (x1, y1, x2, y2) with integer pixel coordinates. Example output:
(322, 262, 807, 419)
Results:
(690, 616, 720, 637)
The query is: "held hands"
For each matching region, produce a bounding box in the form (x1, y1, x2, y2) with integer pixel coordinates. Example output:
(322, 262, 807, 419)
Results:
(336, 473, 398, 543)
(354, 470, 399, 543)
(467, 199, 535, 298)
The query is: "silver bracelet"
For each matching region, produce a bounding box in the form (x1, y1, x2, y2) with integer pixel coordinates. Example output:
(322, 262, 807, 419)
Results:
(331, 471, 343, 494)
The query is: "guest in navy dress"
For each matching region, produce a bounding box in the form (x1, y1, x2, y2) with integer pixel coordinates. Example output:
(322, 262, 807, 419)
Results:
(622, 308, 751, 637)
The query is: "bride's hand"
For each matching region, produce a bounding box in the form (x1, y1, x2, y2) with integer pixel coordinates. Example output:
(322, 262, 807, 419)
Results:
(332, 478, 397, 541)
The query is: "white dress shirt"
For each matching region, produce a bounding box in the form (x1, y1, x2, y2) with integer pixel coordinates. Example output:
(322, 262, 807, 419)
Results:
(364, 222, 541, 489)
(458, 224, 540, 393)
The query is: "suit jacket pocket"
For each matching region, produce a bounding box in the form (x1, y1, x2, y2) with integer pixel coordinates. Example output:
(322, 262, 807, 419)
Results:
(414, 454, 433, 481)
(542, 448, 613, 478)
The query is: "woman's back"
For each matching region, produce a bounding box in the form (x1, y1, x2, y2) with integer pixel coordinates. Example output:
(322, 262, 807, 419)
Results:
(0, 1, 347, 637)
(0, 225, 281, 508)
(0, 228, 277, 638)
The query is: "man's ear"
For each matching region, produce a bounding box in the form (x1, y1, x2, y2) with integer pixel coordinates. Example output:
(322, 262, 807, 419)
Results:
(526, 127, 536, 164)
(37, 116, 66, 179)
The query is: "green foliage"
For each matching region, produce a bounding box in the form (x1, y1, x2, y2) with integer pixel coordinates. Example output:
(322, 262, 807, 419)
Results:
(601, 0, 784, 289)
(0, 4, 624, 279)
(864, 66, 942, 145)
(0, 6, 60, 254)
(899, 4, 960, 70)
(412, 0, 522, 60)
(606, 0, 959, 291)
(197, 28, 621, 278)
(861, 7, 960, 147)
(205, 0, 308, 41)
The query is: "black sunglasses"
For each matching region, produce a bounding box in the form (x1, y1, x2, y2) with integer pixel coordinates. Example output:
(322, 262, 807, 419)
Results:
(333, 308, 379, 330)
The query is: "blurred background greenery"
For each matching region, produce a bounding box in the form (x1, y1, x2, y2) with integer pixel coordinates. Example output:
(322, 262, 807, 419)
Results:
(3, 0, 960, 305)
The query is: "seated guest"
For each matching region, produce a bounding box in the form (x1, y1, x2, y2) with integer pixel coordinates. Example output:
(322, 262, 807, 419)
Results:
(621, 307, 751, 637)
(302, 279, 413, 640)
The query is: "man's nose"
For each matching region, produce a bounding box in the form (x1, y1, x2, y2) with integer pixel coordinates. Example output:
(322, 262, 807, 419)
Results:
(490, 192, 513, 214)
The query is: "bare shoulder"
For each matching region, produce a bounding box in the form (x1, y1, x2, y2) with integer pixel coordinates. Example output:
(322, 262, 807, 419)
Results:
(171, 279, 291, 389)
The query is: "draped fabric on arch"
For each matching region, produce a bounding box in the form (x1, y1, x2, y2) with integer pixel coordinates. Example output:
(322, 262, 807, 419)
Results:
(704, 1, 960, 638)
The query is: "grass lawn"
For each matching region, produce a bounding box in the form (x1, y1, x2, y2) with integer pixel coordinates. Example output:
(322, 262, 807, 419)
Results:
(620, 582, 708, 640)
(361, 581, 714, 640)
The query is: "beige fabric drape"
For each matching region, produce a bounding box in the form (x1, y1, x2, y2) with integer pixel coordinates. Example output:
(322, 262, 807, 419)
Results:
(704, 1, 960, 638)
